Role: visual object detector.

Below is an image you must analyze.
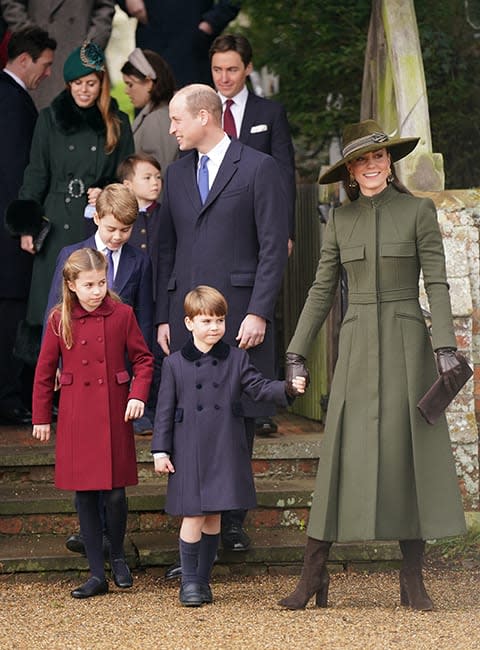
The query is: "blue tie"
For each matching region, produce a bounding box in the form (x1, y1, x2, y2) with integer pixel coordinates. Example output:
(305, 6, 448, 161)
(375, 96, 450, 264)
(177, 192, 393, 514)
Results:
(105, 249, 114, 288)
(197, 155, 209, 204)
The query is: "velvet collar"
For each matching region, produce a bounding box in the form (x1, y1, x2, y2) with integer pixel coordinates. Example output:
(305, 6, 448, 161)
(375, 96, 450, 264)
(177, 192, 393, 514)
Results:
(50, 89, 113, 135)
(181, 337, 230, 361)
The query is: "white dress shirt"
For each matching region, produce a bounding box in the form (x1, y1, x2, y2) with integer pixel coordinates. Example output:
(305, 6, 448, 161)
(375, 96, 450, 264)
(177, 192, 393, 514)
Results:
(197, 134, 231, 190)
(95, 232, 122, 281)
(218, 86, 249, 137)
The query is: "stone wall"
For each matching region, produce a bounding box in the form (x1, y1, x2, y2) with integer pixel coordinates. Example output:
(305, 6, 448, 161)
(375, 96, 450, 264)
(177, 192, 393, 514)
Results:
(420, 190, 480, 510)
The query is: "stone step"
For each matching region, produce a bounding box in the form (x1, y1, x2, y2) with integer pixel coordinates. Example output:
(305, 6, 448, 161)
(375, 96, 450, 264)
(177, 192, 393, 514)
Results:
(0, 477, 315, 536)
(0, 527, 401, 576)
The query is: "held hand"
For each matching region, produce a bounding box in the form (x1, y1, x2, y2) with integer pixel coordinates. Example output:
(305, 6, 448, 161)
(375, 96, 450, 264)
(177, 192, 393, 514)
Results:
(436, 347, 462, 392)
(32, 424, 51, 442)
(154, 456, 175, 474)
(285, 375, 307, 398)
(20, 235, 35, 255)
(236, 314, 266, 350)
(125, 399, 145, 422)
(288, 238, 294, 257)
(157, 323, 171, 355)
(87, 187, 102, 206)
(285, 352, 310, 395)
(125, 0, 148, 23)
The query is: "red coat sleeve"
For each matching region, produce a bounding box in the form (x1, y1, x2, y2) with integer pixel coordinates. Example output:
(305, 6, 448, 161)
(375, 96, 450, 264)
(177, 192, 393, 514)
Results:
(32, 314, 61, 424)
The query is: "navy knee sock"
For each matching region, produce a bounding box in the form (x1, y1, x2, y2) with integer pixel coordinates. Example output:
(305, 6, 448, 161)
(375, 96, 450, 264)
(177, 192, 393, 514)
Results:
(76, 490, 105, 579)
(197, 532, 220, 586)
(103, 488, 127, 560)
(179, 538, 200, 586)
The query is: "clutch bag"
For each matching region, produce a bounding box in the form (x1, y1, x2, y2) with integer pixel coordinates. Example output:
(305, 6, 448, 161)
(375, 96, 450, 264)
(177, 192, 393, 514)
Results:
(417, 353, 473, 425)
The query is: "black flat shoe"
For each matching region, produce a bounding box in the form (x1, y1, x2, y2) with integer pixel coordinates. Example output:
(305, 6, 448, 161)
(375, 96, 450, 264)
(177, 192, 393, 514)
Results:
(65, 533, 85, 555)
(164, 561, 182, 581)
(200, 583, 213, 604)
(179, 583, 204, 607)
(71, 576, 109, 599)
(222, 525, 251, 551)
(111, 558, 133, 588)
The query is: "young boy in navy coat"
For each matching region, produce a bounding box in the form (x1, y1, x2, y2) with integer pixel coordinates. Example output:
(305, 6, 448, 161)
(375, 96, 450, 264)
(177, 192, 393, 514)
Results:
(152, 286, 306, 607)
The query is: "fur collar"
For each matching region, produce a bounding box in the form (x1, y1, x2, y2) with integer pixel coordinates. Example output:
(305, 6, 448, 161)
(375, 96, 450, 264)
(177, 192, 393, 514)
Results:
(50, 89, 107, 135)
(181, 337, 230, 361)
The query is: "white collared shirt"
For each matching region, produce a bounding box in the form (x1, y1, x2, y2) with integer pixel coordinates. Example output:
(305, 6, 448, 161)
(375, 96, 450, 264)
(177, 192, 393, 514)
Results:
(197, 134, 231, 190)
(218, 85, 249, 138)
(4, 68, 27, 90)
(95, 232, 122, 280)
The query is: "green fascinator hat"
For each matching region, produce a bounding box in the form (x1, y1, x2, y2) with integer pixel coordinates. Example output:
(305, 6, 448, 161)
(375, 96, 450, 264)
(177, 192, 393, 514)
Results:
(319, 119, 420, 184)
(63, 41, 106, 83)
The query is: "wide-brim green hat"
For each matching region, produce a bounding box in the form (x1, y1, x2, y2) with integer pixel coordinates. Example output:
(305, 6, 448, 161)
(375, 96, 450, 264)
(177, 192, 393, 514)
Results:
(318, 119, 420, 184)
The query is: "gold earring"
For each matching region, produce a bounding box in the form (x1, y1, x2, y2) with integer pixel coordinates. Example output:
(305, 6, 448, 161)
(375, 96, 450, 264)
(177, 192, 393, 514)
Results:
(387, 169, 394, 183)
(348, 174, 358, 189)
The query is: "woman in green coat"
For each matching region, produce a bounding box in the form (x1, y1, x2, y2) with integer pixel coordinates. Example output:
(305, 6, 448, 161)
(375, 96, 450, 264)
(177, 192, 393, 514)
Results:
(8, 42, 134, 354)
(279, 120, 466, 611)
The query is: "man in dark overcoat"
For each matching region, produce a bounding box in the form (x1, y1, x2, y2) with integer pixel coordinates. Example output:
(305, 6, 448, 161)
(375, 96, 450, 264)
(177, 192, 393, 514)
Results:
(155, 84, 288, 552)
(117, 0, 241, 87)
(0, 27, 55, 424)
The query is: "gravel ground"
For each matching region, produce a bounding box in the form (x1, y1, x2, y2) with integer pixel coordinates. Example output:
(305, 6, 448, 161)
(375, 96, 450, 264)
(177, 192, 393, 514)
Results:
(1, 568, 479, 650)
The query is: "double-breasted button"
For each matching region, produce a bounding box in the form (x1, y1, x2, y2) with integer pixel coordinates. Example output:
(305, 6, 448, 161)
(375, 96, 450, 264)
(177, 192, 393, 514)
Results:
(98, 378, 104, 385)
(212, 360, 218, 366)
(98, 358, 104, 363)
(82, 359, 88, 365)
(214, 405, 220, 410)
(96, 317, 101, 322)
(90, 145, 97, 151)
(84, 381, 90, 386)
(80, 319, 85, 324)
(97, 336, 103, 342)
(197, 405, 203, 411)
(195, 361, 201, 367)
(81, 339, 87, 345)
(65, 198, 71, 204)
(196, 383, 202, 389)
(68, 144, 75, 151)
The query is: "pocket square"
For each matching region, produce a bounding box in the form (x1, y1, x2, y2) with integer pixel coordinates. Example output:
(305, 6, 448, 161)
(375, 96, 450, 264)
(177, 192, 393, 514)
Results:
(250, 124, 268, 133)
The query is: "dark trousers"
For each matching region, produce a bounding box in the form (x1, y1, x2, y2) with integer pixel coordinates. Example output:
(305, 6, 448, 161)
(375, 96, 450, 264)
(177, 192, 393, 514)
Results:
(221, 417, 255, 531)
(0, 298, 30, 409)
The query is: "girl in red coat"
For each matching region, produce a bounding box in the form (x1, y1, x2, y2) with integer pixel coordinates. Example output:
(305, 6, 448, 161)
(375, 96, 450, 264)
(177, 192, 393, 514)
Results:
(32, 248, 153, 599)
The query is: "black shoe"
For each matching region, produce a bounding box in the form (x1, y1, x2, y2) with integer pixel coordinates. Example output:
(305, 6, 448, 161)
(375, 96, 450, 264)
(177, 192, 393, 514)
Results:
(0, 405, 32, 426)
(71, 576, 109, 599)
(165, 561, 182, 580)
(179, 582, 204, 607)
(200, 583, 213, 604)
(111, 558, 133, 588)
(65, 533, 85, 555)
(255, 416, 278, 436)
(222, 525, 251, 551)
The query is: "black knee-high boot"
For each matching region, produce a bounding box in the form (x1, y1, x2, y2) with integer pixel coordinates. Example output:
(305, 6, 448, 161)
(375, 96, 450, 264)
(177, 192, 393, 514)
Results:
(399, 539, 433, 611)
(278, 537, 332, 609)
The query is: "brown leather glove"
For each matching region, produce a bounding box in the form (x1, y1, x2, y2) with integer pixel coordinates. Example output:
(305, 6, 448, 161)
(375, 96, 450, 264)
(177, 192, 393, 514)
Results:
(435, 347, 462, 392)
(285, 352, 310, 397)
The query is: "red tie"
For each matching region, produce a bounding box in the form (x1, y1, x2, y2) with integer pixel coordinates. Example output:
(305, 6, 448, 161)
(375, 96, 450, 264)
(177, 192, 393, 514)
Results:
(223, 99, 237, 138)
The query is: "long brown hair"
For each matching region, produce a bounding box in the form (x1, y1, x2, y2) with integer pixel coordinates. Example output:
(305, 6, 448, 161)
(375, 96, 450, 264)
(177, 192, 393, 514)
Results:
(95, 70, 122, 154)
(53, 248, 119, 349)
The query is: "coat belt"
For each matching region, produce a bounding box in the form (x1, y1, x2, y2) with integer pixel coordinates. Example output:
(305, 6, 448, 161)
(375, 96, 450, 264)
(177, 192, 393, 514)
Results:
(349, 288, 419, 304)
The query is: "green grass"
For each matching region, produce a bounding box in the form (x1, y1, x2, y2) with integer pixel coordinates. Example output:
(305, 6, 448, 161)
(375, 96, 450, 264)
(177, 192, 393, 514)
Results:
(427, 528, 480, 564)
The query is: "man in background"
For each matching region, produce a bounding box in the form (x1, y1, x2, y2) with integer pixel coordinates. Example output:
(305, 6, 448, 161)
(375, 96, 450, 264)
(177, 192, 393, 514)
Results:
(0, 27, 56, 424)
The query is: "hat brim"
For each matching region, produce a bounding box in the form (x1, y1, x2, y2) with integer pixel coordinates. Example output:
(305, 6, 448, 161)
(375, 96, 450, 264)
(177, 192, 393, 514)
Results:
(318, 137, 420, 184)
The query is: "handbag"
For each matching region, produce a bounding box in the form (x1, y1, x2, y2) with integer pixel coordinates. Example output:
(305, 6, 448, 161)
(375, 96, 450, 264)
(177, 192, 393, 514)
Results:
(417, 352, 473, 425)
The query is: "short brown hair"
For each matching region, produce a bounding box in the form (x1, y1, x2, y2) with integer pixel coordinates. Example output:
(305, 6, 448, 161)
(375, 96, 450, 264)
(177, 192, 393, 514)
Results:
(209, 34, 252, 67)
(117, 153, 162, 182)
(95, 183, 138, 225)
(184, 285, 228, 319)
(177, 84, 222, 125)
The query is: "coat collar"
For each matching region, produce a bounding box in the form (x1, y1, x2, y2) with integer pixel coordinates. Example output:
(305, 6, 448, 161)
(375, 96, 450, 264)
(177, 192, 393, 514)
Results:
(181, 337, 230, 361)
(50, 89, 108, 135)
(71, 294, 117, 319)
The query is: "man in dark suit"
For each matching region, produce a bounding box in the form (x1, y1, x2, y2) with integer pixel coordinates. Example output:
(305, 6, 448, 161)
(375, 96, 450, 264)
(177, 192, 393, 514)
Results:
(210, 33, 296, 436)
(156, 84, 288, 556)
(117, 0, 241, 88)
(0, 27, 55, 425)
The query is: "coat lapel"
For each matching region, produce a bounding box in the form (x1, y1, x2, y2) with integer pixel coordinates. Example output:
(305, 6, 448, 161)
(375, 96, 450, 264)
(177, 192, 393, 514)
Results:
(200, 140, 241, 212)
(239, 92, 257, 140)
(113, 244, 134, 295)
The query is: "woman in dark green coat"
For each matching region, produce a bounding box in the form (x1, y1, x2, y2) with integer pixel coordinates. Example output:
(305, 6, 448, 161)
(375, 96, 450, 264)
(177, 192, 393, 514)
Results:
(8, 42, 134, 352)
(279, 120, 467, 611)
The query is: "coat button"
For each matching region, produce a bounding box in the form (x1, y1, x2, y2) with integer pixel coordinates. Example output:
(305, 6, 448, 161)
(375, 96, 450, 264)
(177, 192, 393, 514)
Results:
(141, 228, 146, 234)
(98, 358, 104, 363)
(91, 145, 97, 151)
(82, 359, 88, 365)
(80, 319, 85, 324)
(96, 317, 101, 322)
(141, 243, 147, 249)
(81, 340, 87, 345)
(214, 405, 220, 410)
(213, 382, 219, 388)
(197, 405, 203, 411)
(196, 384, 202, 389)
(65, 198, 71, 204)
(68, 144, 75, 151)
(84, 381, 90, 386)
(212, 360, 218, 366)
(97, 336, 103, 342)
(195, 361, 201, 367)
(98, 378, 104, 385)
(64, 223, 70, 229)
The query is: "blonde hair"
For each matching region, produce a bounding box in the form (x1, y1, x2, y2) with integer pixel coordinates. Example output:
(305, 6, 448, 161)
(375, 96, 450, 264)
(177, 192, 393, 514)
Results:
(184, 285, 228, 319)
(96, 183, 138, 225)
(54, 248, 119, 348)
